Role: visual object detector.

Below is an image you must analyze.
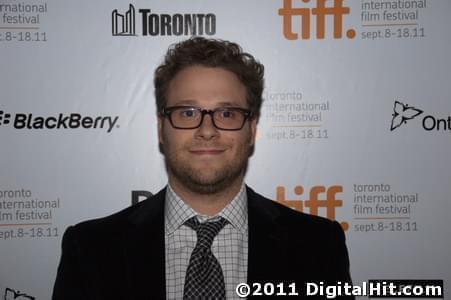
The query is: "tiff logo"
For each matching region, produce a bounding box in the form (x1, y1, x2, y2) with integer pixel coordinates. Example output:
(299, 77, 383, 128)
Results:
(278, 0, 356, 40)
(0, 110, 11, 126)
(276, 185, 349, 230)
(112, 4, 136, 36)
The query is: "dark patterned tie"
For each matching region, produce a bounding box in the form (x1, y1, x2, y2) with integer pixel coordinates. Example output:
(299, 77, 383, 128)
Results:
(183, 216, 229, 300)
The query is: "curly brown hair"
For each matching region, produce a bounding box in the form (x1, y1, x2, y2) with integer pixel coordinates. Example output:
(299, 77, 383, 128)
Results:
(154, 37, 265, 119)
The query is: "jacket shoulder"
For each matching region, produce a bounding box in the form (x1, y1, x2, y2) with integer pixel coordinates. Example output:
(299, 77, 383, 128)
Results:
(66, 188, 166, 240)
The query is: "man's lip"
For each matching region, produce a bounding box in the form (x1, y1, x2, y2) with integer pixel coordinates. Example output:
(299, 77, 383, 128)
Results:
(189, 149, 225, 155)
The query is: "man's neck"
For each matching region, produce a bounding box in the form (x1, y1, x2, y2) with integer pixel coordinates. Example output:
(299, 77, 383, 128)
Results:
(168, 177, 244, 216)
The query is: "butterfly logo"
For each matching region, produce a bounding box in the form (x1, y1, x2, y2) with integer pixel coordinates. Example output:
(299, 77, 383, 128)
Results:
(390, 101, 423, 131)
(3, 288, 35, 300)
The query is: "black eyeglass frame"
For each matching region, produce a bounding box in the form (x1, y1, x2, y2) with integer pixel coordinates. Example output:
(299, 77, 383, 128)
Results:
(161, 106, 254, 131)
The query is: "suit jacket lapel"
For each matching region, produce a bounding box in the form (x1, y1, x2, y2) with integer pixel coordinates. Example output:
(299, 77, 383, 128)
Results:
(123, 188, 167, 300)
(247, 186, 290, 283)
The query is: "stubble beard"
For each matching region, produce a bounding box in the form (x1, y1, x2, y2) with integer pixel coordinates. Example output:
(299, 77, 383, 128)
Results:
(164, 144, 251, 195)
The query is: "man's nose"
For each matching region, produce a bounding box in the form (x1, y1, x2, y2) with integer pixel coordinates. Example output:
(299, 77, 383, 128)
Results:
(195, 113, 219, 139)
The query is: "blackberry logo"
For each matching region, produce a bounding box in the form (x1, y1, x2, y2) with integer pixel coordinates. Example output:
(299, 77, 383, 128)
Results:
(0, 111, 11, 125)
(390, 101, 423, 131)
(0, 110, 119, 133)
(3, 287, 35, 300)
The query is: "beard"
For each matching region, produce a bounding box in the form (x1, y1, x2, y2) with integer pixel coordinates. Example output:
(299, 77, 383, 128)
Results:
(163, 141, 252, 195)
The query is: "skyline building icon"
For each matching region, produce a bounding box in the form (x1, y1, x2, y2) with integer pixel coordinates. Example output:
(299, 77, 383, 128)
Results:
(112, 4, 136, 36)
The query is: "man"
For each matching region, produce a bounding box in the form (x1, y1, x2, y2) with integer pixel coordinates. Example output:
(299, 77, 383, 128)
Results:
(53, 37, 353, 299)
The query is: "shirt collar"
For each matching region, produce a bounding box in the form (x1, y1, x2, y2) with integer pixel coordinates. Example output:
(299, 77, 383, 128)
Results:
(164, 183, 248, 235)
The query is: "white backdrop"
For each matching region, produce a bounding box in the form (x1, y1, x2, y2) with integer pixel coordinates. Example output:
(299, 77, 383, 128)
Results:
(1, 0, 450, 298)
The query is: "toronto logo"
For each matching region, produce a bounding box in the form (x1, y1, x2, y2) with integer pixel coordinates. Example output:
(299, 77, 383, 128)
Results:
(390, 101, 423, 131)
(111, 4, 216, 37)
(112, 4, 136, 36)
(3, 288, 35, 300)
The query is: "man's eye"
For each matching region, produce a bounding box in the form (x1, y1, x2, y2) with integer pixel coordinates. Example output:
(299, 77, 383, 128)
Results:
(219, 110, 235, 118)
(180, 109, 197, 118)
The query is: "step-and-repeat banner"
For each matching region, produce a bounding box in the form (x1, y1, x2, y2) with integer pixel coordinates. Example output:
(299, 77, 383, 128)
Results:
(1, 0, 450, 298)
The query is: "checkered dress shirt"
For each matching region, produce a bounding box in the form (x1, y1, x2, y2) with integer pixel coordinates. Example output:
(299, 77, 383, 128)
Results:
(164, 184, 248, 300)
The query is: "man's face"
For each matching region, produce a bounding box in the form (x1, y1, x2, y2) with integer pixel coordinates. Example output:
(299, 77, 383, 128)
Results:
(158, 66, 257, 194)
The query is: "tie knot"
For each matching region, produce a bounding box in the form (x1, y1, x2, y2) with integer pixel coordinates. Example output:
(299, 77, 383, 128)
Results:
(184, 216, 228, 248)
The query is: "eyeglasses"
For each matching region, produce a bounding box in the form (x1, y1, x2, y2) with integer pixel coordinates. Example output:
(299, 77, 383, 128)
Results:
(161, 106, 253, 130)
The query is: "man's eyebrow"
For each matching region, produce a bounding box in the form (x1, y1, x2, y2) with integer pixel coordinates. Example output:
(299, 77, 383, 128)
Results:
(171, 99, 197, 106)
(170, 100, 244, 107)
(216, 101, 243, 107)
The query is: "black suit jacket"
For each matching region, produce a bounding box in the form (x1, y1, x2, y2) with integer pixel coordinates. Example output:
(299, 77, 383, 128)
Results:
(53, 186, 353, 299)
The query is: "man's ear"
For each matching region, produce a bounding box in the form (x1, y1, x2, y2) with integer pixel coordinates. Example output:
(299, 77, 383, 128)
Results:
(249, 117, 257, 147)
(157, 115, 164, 144)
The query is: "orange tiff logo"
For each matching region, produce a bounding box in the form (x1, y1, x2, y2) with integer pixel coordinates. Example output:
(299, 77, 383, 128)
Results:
(278, 0, 356, 40)
(276, 185, 349, 230)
